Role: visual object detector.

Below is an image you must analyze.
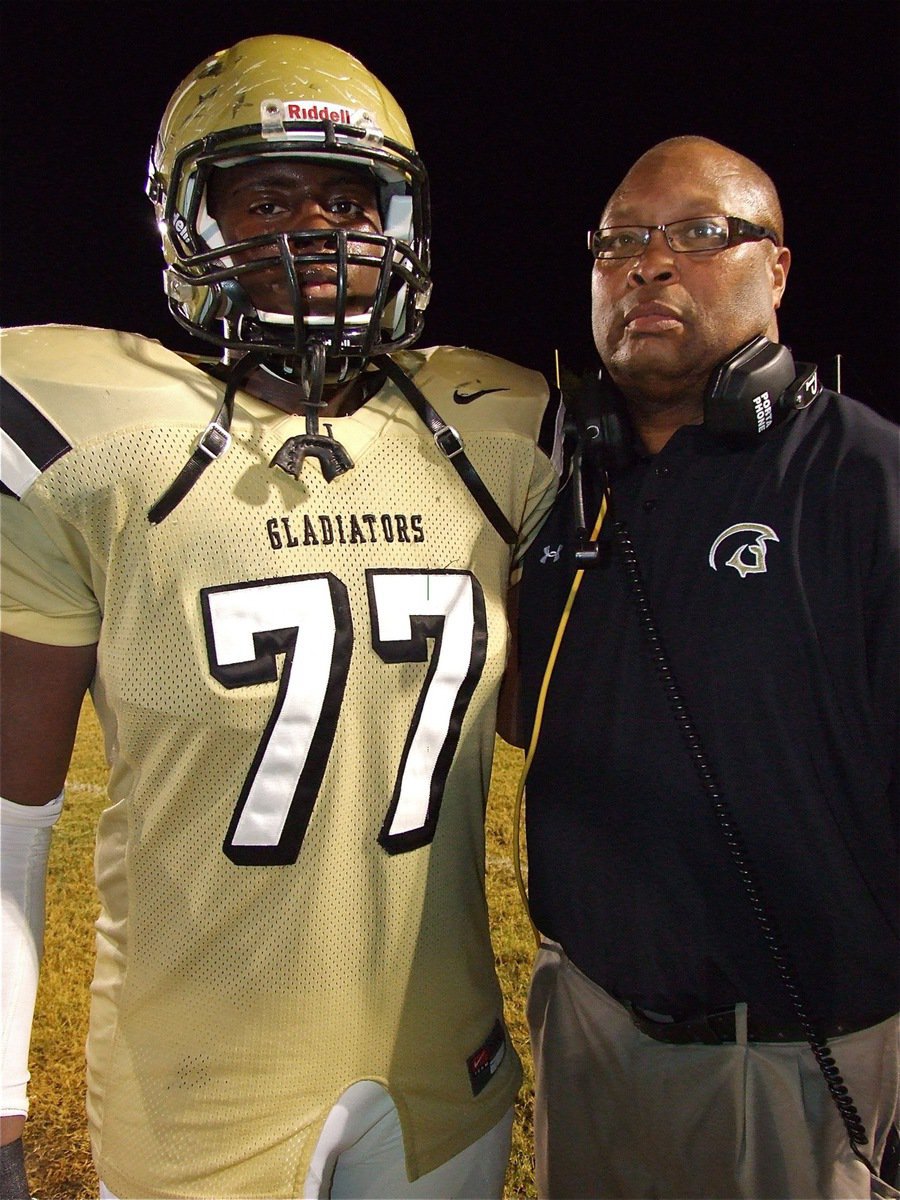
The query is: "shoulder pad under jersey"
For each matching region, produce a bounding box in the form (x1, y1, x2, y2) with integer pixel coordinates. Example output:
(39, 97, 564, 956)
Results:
(0, 325, 220, 499)
(393, 345, 552, 440)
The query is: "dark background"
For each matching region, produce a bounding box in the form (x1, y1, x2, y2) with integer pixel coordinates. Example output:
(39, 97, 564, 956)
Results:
(2, 0, 897, 420)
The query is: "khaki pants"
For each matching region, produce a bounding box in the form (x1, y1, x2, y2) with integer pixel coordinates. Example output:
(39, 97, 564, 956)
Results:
(528, 940, 900, 1199)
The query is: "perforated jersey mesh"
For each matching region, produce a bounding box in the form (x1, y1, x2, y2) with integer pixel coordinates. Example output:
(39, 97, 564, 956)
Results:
(0, 328, 556, 1197)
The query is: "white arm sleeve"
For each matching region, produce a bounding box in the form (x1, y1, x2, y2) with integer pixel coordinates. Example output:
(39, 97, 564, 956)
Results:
(1, 791, 63, 1118)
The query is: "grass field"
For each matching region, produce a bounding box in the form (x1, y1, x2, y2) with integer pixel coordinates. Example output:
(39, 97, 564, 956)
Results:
(23, 701, 539, 1199)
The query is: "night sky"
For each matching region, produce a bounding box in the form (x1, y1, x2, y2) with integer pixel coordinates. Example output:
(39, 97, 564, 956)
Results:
(2, 0, 897, 421)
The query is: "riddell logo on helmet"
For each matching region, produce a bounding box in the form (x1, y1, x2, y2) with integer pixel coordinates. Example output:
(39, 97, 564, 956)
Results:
(285, 102, 353, 123)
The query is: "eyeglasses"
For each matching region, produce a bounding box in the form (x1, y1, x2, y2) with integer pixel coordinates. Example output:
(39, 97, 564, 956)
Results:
(587, 215, 779, 260)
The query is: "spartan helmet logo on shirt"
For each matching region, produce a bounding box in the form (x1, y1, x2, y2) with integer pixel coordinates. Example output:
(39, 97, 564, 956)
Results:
(708, 523, 780, 577)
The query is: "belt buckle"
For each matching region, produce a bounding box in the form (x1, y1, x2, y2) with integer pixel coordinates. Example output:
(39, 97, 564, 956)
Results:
(627, 1003, 737, 1045)
(703, 1007, 739, 1043)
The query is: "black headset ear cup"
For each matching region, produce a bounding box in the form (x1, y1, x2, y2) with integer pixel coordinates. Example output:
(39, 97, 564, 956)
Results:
(570, 370, 634, 469)
(703, 336, 814, 437)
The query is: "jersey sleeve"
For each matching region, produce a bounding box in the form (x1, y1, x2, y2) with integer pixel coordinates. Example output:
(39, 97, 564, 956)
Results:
(0, 494, 101, 646)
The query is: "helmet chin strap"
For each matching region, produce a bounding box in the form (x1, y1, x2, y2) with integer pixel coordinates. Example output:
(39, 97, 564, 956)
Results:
(257, 234, 354, 481)
(148, 339, 354, 524)
(269, 341, 355, 482)
(148, 349, 261, 524)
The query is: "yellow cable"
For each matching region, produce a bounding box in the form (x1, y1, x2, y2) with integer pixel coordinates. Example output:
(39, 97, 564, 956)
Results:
(512, 494, 608, 947)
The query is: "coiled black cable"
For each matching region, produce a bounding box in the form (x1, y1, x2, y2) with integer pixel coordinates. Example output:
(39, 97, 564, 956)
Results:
(610, 512, 875, 1169)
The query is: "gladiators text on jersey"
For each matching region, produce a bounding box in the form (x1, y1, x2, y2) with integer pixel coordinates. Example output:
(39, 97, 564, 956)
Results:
(265, 511, 425, 550)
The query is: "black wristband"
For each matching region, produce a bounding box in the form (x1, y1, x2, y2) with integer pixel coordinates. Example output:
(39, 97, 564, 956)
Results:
(0, 1136, 30, 1200)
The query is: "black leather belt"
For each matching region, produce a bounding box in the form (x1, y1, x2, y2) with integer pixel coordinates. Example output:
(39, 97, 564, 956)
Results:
(626, 1002, 886, 1045)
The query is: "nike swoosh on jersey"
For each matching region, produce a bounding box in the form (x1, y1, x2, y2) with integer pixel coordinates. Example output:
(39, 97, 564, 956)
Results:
(452, 387, 511, 404)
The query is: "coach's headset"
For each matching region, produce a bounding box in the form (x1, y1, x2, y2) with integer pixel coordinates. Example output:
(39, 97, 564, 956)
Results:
(577, 332, 820, 468)
(568, 334, 822, 561)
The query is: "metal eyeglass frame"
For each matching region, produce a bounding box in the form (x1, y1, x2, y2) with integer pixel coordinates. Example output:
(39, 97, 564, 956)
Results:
(588, 215, 780, 259)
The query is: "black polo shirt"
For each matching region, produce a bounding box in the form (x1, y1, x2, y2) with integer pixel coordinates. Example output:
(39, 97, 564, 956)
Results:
(519, 393, 899, 1030)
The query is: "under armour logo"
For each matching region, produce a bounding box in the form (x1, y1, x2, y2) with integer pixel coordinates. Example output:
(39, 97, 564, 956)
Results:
(540, 544, 563, 564)
(708, 523, 780, 577)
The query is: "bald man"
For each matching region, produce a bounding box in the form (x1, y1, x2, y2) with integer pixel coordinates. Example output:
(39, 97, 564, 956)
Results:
(511, 138, 899, 1197)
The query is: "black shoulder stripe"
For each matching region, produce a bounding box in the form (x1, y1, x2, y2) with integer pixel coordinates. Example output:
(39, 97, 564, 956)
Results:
(0, 375, 71, 498)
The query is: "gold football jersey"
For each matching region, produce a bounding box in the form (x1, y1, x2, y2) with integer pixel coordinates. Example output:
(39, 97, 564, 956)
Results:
(0, 325, 557, 1197)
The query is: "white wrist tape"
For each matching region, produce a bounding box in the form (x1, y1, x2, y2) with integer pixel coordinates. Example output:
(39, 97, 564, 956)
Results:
(1, 792, 63, 1117)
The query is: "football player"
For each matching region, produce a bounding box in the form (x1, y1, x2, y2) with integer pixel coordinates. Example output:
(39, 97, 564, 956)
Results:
(0, 36, 557, 1199)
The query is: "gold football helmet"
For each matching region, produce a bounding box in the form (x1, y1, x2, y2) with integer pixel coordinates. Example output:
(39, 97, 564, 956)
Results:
(147, 35, 431, 376)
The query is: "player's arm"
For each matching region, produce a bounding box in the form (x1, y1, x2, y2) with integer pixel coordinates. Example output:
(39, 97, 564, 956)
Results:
(0, 633, 96, 801)
(0, 633, 96, 804)
(1, 633, 96, 1180)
